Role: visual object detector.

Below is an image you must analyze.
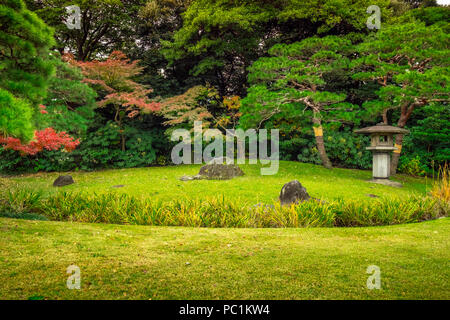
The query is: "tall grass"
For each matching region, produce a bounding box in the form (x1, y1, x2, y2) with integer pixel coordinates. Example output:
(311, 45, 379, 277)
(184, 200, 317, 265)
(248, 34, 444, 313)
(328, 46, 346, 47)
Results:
(430, 164, 450, 203)
(0, 189, 447, 228)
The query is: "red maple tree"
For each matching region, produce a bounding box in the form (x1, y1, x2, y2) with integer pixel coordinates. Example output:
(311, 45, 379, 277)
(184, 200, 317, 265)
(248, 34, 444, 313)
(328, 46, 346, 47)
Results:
(65, 51, 160, 150)
(0, 127, 80, 156)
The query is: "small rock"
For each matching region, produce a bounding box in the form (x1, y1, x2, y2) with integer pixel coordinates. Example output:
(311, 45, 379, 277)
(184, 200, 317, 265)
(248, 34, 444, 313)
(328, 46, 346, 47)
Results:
(198, 163, 244, 180)
(179, 175, 194, 181)
(112, 185, 125, 188)
(366, 194, 379, 198)
(53, 175, 74, 187)
(279, 180, 310, 206)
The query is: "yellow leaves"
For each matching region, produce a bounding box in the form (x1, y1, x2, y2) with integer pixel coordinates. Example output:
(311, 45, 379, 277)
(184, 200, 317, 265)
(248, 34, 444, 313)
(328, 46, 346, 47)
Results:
(223, 95, 241, 110)
(430, 164, 450, 204)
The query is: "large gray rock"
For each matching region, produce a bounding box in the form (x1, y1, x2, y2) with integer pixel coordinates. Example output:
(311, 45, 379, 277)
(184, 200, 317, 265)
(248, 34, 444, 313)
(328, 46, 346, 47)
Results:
(198, 163, 244, 180)
(53, 175, 74, 187)
(279, 180, 310, 206)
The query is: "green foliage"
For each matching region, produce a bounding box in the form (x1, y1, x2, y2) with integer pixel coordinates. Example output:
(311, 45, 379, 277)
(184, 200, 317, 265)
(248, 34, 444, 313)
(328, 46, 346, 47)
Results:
(0, 89, 34, 141)
(37, 56, 97, 137)
(398, 156, 428, 176)
(241, 36, 359, 130)
(352, 21, 449, 118)
(0, 0, 55, 140)
(400, 102, 450, 172)
(295, 129, 372, 169)
(163, 0, 391, 95)
(1, 189, 445, 228)
(0, 119, 168, 172)
(333, 196, 442, 227)
(75, 121, 159, 170)
(398, 5, 450, 27)
(25, 0, 147, 60)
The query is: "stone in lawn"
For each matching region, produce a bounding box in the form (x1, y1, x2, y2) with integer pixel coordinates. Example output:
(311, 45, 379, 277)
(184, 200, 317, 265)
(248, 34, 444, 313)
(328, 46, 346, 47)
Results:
(53, 175, 74, 187)
(197, 163, 244, 180)
(279, 180, 310, 206)
(179, 174, 206, 181)
(112, 185, 125, 188)
(179, 175, 194, 181)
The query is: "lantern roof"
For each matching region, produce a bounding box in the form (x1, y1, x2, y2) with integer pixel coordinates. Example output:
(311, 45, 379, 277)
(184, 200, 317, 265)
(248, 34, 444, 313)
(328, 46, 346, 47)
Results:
(355, 123, 409, 134)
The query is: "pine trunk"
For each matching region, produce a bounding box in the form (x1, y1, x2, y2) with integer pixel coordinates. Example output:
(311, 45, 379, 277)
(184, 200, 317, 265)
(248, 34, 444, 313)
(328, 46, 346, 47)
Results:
(312, 115, 332, 169)
(390, 133, 404, 175)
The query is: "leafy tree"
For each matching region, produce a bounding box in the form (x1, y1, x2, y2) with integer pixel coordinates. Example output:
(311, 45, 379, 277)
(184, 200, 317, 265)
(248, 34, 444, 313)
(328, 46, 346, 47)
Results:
(241, 36, 359, 169)
(353, 21, 449, 174)
(36, 55, 97, 137)
(25, 0, 147, 60)
(0, 0, 55, 141)
(399, 102, 449, 173)
(71, 51, 160, 150)
(134, 0, 196, 97)
(159, 85, 217, 128)
(162, 0, 391, 97)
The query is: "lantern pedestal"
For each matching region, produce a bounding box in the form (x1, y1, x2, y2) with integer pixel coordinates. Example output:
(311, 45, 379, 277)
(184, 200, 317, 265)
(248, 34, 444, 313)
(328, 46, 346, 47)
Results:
(366, 146, 397, 179)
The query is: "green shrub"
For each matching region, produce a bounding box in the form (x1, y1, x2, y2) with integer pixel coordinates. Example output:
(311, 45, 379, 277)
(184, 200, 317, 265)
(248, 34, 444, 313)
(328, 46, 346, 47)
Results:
(398, 155, 428, 177)
(294, 128, 372, 169)
(0, 121, 169, 173)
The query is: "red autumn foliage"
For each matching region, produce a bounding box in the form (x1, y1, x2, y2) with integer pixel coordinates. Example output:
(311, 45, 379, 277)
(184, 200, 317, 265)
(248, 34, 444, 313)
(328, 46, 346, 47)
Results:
(0, 128, 80, 156)
(64, 51, 160, 118)
(39, 104, 48, 114)
(64, 51, 160, 151)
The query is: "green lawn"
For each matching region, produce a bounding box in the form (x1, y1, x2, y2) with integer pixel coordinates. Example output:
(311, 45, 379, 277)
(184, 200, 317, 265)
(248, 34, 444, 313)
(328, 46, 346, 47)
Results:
(0, 217, 449, 300)
(1, 162, 445, 299)
(2, 161, 430, 203)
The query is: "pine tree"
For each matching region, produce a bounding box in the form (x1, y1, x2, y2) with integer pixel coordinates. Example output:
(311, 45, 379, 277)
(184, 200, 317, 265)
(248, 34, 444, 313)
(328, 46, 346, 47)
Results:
(353, 21, 449, 174)
(241, 36, 359, 169)
(0, 0, 55, 141)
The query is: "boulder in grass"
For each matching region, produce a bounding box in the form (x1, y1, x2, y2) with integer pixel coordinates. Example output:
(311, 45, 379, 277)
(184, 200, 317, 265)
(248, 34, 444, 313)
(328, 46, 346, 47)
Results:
(198, 163, 244, 180)
(279, 180, 310, 206)
(53, 175, 74, 187)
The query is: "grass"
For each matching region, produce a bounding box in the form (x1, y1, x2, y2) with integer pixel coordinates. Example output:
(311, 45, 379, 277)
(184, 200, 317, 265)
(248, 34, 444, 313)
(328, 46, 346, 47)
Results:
(0, 217, 449, 300)
(0, 161, 430, 203)
(1, 190, 445, 228)
(0, 162, 447, 299)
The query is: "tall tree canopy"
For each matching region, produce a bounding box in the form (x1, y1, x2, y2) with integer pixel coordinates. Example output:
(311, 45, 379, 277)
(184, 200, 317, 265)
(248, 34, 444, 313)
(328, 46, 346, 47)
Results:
(241, 36, 359, 169)
(353, 20, 449, 173)
(0, 0, 55, 141)
(25, 0, 147, 60)
(162, 0, 392, 97)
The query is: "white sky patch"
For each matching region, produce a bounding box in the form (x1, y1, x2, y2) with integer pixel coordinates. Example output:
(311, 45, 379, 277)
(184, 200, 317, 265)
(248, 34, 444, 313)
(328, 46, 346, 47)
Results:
(436, 0, 449, 5)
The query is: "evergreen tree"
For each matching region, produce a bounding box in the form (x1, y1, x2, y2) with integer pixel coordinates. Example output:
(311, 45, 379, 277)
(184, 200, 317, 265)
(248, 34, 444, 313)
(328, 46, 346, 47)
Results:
(353, 21, 449, 174)
(241, 36, 359, 169)
(0, 0, 55, 141)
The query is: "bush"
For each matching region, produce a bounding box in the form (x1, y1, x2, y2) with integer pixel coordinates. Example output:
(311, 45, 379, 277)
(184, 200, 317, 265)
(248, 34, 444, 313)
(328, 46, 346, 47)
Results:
(294, 128, 372, 169)
(398, 155, 428, 176)
(0, 120, 169, 173)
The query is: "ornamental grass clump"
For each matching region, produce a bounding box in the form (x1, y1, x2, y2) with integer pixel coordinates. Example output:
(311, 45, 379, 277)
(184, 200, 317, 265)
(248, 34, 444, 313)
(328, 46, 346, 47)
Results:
(0, 189, 447, 228)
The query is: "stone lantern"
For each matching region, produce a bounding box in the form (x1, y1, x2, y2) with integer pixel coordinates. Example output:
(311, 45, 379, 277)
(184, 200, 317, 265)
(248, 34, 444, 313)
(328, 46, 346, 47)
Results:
(355, 123, 409, 184)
